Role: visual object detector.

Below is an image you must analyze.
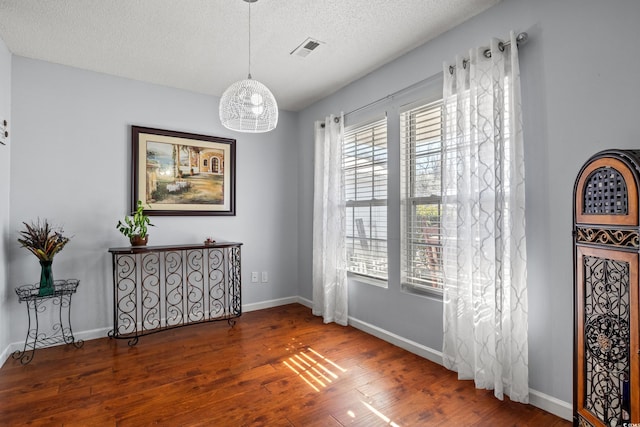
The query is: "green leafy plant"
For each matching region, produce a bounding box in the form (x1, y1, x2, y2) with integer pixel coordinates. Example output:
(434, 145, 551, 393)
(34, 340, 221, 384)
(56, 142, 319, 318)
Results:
(116, 200, 154, 238)
(17, 219, 70, 261)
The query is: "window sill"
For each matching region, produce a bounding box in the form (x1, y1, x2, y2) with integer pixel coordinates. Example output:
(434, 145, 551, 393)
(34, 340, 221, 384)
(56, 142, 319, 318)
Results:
(347, 272, 388, 289)
(401, 283, 443, 301)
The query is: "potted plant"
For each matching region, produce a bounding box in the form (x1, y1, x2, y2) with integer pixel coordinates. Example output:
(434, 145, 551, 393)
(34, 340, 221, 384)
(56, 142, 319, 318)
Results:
(116, 200, 154, 246)
(17, 219, 71, 296)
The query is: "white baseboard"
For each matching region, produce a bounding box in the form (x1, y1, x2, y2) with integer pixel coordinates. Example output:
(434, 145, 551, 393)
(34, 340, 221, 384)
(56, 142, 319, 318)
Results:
(0, 343, 13, 366)
(529, 388, 573, 421)
(74, 326, 112, 342)
(347, 315, 444, 365)
(0, 296, 573, 422)
(242, 296, 299, 312)
(345, 310, 572, 421)
(0, 325, 112, 367)
(296, 296, 312, 308)
(0, 297, 301, 367)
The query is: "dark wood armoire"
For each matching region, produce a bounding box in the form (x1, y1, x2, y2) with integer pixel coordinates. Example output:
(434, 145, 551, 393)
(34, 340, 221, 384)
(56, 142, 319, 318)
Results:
(574, 149, 640, 426)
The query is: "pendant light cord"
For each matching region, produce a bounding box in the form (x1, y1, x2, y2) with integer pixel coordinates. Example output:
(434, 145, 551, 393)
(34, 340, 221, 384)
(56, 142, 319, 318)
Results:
(247, 2, 252, 79)
(219, 0, 278, 133)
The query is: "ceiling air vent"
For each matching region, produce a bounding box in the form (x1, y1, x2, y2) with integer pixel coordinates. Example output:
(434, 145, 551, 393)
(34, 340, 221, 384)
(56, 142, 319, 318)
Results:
(290, 37, 324, 58)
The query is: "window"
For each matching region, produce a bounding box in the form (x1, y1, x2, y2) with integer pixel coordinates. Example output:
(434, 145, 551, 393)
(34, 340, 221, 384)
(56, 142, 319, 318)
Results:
(343, 117, 388, 281)
(401, 100, 444, 293)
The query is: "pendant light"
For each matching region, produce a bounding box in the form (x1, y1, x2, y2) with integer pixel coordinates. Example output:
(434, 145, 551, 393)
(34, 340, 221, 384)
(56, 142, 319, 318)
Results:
(219, 0, 278, 133)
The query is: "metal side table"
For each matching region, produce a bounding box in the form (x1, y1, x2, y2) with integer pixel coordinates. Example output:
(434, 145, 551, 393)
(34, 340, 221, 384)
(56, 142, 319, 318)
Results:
(12, 279, 84, 364)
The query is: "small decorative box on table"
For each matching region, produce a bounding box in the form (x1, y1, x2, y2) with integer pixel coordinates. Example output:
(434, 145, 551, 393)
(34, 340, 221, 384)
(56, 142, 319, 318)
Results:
(13, 279, 84, 365)
(108, 242, 242, 345)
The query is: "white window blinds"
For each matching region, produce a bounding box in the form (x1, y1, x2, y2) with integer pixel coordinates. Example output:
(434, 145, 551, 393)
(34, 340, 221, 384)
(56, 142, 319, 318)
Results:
(343, 117, 388, 281)
(401, 100, 443, 292)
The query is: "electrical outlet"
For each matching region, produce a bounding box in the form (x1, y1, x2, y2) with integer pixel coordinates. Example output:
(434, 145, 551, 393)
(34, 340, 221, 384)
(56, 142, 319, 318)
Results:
(251, 272, 258, 283)
(261, 271, 268, 283)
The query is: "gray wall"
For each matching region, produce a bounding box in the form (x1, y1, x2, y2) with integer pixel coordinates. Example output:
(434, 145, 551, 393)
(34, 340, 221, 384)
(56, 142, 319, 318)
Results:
(3, 0, 640, 411)
(0, 37, 11, 357)
(297, 0, 640, 405)
(7, 57, 299, 341)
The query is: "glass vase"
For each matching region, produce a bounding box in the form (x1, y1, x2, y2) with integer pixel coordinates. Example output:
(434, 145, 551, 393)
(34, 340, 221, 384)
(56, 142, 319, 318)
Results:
(38, 260, 54, 296)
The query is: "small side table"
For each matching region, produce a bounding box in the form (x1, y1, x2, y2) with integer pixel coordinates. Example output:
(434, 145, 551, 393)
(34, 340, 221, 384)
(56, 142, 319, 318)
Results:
(12, 279, 84, 364)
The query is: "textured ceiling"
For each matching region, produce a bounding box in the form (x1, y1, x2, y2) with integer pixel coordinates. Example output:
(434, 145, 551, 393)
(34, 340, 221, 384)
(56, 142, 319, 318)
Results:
(0, 0, 500, 111)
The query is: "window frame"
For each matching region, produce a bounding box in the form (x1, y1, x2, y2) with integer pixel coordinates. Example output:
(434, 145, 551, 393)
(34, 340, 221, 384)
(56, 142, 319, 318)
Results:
(342, 116, 389, 283)
(400, 99, 445, 296)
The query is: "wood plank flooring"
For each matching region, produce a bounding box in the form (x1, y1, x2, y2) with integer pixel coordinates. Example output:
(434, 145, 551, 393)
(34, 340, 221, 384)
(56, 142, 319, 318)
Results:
(0, 304, 570, 426)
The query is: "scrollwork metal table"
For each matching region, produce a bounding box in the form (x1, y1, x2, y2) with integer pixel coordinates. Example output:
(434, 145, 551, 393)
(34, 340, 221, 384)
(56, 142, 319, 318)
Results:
(12, 279, 84, 365)
(108, 242, 242, 345)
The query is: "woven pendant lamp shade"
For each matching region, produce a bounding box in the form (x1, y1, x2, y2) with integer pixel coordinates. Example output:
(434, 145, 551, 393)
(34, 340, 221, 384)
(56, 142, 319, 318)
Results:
(219, 76, 278, 133)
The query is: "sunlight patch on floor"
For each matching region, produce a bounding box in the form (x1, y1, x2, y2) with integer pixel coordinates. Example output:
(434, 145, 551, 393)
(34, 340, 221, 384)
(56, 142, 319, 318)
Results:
(361, 400, 401, 427)
(283, 346, 346, 392)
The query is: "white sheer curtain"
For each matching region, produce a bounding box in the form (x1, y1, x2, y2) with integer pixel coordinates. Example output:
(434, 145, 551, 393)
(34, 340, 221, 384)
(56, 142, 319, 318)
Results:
(312, 114, 348, 326)
(441, 32, 529, 403)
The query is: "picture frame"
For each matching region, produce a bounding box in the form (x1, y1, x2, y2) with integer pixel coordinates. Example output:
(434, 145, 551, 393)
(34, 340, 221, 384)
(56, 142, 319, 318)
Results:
(131, 126, 236, 216)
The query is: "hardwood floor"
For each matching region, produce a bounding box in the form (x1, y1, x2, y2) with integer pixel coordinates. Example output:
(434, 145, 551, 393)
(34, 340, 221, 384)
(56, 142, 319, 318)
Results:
(0, 304, 570, 426)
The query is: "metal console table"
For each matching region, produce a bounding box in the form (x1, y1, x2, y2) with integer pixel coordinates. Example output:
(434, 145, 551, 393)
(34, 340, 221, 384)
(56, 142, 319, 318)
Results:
(13, 279, 84, 365)
(108, 242, 242, 345)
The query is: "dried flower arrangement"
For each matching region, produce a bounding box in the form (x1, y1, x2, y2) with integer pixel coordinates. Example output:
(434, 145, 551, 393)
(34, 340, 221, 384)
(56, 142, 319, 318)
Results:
(17, 219, 70, 261)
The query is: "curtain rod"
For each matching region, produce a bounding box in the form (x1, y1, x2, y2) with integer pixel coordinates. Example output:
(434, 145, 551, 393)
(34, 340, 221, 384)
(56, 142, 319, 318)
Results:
(448, 31, 528, 74)
(341, 31, 529, 119)
(344, 72, 442, 119)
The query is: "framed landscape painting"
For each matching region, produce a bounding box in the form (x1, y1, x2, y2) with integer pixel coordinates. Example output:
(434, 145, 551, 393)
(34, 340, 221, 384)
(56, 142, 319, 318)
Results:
(131, 126, 236, 216)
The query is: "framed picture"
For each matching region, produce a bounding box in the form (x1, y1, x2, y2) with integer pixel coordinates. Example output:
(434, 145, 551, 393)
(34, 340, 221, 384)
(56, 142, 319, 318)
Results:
(131, 126, 236, 216)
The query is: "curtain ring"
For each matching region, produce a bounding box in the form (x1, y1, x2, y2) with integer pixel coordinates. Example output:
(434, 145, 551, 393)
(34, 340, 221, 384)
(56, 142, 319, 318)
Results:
(320, 116, 340, 128)
(483, 41, 506, 59)
(449, 60, 468, 74)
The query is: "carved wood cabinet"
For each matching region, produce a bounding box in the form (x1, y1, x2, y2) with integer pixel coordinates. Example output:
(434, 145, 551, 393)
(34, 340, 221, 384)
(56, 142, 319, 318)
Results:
(574, 149, 640, 426)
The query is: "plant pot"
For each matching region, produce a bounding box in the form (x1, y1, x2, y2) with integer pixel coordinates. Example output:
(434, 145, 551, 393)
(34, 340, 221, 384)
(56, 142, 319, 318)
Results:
(130, 235, 148, 246)
(39, 260, 54, 296)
